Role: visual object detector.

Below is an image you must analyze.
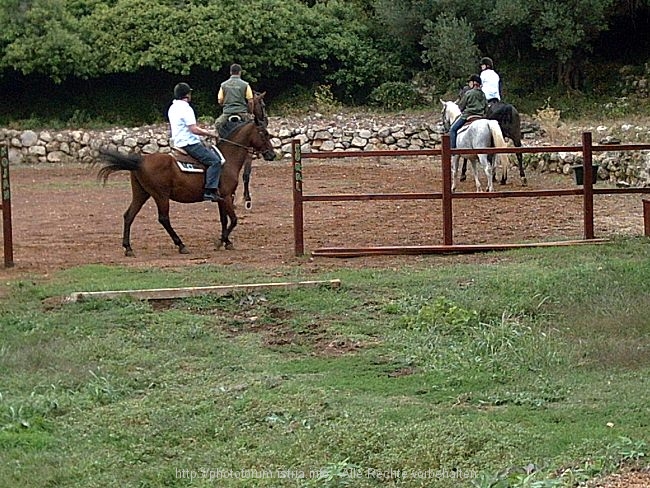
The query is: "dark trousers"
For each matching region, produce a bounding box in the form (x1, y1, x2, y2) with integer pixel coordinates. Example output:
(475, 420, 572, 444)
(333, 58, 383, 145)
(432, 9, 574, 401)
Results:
(449, 116, 467, 149)
(184, 142, 222, 190)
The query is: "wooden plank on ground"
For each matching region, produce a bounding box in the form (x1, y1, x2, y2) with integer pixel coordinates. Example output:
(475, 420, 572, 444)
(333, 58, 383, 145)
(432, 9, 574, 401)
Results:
(311, 239, 609, 258)
(66, 279, 342, 302)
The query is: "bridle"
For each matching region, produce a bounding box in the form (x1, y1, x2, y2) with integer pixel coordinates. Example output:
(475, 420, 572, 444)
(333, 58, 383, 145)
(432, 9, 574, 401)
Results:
(219, 123, 272, 157)
(253, 91, 268, 129)
(441, 104, 451, 132)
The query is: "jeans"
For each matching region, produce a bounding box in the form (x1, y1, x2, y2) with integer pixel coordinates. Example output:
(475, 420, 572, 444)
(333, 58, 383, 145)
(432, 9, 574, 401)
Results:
(184, 142, 222, 190)
(449, 116, 467, 149)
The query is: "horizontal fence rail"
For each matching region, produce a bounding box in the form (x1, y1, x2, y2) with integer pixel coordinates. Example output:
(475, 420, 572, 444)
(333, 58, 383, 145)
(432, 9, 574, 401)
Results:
(291, 132, 650, 257)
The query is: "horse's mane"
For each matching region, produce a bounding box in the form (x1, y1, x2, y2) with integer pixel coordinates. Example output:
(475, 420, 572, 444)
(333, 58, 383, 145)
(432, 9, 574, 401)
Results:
(443, 100, 462, 120)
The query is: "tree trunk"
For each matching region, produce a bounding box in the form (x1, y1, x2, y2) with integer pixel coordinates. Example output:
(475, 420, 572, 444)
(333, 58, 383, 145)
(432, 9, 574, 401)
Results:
(557, 59, 583, 91)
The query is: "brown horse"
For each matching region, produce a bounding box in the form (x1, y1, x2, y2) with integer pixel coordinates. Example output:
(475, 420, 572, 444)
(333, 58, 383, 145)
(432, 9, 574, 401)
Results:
(97, 121, 276, 256)
(239, 91, 268, 209)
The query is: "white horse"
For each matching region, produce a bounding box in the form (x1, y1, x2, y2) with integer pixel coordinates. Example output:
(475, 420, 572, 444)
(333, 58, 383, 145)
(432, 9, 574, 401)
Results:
(440, 100, 507, 192)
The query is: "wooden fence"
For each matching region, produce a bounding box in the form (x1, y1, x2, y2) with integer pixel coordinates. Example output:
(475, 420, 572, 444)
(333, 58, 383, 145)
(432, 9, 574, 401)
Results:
(291, 132, 650, 257)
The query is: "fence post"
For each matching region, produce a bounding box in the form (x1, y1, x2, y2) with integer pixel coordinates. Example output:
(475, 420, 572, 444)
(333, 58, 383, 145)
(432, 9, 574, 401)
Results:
(292, 140, 305, 256)
(441, 135, 453, 245)
(582, 132, 595, 239)
(1, 143, 14, 268)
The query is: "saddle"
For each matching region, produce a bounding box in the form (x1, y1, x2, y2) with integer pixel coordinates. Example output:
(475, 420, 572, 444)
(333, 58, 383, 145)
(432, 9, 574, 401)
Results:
(457, 115, 484, 134)
(171, 145, 226, 174)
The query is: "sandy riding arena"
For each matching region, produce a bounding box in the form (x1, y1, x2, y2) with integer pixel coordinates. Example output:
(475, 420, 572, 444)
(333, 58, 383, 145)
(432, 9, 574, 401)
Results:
(0, 156, 647, 279)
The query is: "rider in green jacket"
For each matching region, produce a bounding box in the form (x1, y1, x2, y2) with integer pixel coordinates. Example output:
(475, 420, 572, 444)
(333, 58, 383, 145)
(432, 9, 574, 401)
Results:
(449, 74, 488, 148)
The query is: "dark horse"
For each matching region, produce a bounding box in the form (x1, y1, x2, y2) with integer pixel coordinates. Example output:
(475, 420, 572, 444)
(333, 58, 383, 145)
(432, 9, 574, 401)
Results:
(96, 121, 276, 256)
(460, 101, 526, 186)
(237, 91, 268, 209)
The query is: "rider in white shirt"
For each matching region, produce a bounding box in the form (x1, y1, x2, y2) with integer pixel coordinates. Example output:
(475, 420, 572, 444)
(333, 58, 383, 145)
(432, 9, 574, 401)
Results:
(479, 57, 501, 107)
(168, 83, 224, 202)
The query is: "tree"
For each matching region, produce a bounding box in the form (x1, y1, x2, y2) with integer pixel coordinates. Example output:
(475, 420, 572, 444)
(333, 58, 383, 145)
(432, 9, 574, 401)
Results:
(528, 0, 615, 88)
(421, 14, 480, 91)
(1, 0, 95, 82)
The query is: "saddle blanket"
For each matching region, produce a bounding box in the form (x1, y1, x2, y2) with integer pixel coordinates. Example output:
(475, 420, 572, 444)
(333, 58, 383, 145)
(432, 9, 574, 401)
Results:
(174, 145, 225, 173)
(176, 161, 204, 173)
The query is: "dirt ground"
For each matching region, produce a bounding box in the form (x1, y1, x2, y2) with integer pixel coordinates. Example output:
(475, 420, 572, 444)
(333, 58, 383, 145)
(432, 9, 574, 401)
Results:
(0, 155, 647, 281)
(1, 159, 649, 487)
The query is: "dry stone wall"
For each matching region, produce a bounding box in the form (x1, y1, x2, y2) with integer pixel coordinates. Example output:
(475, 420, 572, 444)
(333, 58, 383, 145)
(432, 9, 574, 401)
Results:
(2, 113, 649, 186)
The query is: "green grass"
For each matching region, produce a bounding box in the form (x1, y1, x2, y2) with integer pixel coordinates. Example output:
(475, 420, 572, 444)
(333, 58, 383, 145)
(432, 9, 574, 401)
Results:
(1, 238, 649, 487)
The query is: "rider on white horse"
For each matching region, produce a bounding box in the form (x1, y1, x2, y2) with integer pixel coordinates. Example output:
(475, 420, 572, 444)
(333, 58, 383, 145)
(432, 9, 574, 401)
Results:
(449, 74, 488, 149)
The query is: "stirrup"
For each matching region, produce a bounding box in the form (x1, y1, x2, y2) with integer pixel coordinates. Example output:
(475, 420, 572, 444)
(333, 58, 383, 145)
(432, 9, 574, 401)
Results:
(203, 190, 224, 202)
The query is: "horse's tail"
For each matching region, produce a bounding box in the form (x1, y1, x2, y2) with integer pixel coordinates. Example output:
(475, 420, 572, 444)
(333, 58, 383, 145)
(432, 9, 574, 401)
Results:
(96, 148, 143, 185)
(488, 120, 505, 144)
(487, 120, 508, 182)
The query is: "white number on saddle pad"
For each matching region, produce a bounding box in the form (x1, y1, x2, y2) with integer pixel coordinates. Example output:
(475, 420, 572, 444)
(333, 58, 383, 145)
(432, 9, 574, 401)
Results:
(176, 161, 204, 173)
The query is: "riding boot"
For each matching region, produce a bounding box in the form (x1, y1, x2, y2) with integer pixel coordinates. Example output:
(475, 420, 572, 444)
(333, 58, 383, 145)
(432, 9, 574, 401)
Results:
(203, 164, 224, 202)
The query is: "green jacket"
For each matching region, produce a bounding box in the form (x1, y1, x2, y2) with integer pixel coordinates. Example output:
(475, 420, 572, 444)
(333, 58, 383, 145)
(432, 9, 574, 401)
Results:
(220, 76, 250, 115)
(458, 88, 487, 117)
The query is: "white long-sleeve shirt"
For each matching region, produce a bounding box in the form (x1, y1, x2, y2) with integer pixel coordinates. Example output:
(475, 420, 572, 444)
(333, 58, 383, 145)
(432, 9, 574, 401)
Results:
(480, 69, 501, 101)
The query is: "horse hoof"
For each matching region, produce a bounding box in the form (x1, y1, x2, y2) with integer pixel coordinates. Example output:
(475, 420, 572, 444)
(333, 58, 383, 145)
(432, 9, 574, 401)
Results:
(225, 243, 235, 251)
(179, 246, 190, 254)
(521, 178, 528, 186)
(244, 201, 252, 210)
(124, 249, 135, 257)
(459, 175, 466, 182)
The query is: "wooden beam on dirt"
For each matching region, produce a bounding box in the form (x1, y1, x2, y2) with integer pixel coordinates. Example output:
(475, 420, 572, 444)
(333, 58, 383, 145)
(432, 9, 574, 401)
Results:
(311, 240, 609, 258)
(66, 279, 342, 303)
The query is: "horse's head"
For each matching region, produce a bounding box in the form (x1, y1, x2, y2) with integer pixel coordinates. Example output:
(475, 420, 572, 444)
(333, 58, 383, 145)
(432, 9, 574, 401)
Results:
(253, 91, 268, 129)
(440, 99, 460, 132)
(250, 123, 276, 161)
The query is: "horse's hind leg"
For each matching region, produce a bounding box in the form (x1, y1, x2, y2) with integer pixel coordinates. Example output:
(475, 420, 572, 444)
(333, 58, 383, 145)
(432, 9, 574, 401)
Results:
(514, 141, 527, 186)
(470, 158, 483, 192)
(476, 156, 494, 192)
(483, 155, 494, 192)
(460, 158, 468, 181)
(154, 197, 189, 254)
(123, 176, 150, 257)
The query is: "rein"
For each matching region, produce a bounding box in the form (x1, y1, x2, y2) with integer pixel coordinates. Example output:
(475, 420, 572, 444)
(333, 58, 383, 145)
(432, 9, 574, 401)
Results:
(220, 124, 268, 157)
(220, 138, 250, 150)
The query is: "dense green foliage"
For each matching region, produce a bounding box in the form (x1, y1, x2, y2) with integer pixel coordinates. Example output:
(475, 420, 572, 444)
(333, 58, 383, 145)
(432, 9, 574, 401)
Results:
(1, 239, 649, 486)
(0, 0, 649, 125)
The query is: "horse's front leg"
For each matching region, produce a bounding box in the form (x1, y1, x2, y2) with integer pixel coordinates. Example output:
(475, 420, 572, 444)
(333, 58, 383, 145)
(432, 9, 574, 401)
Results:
(451, 155, 459, 193)
(460, 158, 468, 181)
(217, 198, 238, 250)
(242, 155, 253, 210)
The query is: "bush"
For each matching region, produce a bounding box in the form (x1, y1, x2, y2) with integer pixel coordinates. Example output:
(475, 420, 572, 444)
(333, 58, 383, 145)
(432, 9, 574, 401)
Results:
(369, 81, 421, 110)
